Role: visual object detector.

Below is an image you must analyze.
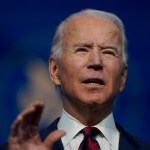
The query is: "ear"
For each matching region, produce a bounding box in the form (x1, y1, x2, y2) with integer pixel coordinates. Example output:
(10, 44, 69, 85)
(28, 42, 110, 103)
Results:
(49, 57, 61, 86)
(119, 64, 128, 92)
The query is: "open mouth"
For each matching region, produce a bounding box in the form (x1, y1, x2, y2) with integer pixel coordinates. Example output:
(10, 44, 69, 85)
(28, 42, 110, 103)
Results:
(82, 78, 105, 85)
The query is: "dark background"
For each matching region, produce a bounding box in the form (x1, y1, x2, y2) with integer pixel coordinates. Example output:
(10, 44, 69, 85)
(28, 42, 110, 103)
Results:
(0, 0, 150, 143)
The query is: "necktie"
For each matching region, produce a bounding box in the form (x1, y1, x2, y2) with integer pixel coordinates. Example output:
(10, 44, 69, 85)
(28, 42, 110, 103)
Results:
(78, 127, 101, 150)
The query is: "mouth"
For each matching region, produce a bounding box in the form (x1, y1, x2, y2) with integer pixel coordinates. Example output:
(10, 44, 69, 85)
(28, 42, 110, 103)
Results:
(82, 78, 105, 86)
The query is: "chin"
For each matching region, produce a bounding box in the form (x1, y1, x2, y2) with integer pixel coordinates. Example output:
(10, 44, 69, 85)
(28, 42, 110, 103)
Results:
(79, 96, 105, 106)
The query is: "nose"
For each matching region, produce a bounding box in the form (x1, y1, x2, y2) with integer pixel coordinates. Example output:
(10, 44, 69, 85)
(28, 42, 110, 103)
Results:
(87, 48, 103, 71)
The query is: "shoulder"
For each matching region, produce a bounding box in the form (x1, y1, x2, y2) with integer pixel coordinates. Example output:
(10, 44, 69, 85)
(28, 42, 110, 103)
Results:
(134, 137, 150, 149)
(116, 123, 150, 150)
(0, 144, 8, 150)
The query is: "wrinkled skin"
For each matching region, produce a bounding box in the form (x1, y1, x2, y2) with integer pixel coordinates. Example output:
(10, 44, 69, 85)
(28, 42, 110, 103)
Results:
(8, 101, 65, 150)
(50, 16, 127, 125)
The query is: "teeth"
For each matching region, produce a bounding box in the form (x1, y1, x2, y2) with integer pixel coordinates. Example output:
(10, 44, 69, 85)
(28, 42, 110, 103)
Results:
(87, 83, 100, 85)
(83, 78, 104, 85)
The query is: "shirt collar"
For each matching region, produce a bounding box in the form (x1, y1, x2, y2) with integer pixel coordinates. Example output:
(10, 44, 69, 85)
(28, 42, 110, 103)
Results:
(57, 109, 119, 147)
(95, 113, 119, 146)
(57, 109, 86, 146)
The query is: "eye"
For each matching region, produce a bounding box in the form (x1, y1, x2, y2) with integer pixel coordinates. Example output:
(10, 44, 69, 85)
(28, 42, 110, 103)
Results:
(101, 49, 118, 57)
(76, 47, 88, 52)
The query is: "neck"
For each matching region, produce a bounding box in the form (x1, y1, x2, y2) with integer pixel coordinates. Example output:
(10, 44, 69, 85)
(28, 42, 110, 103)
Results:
(63, 99, 113, 126)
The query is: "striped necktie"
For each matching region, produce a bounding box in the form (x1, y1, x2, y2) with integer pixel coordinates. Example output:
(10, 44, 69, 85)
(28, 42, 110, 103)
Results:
(78, 127, 101, 150)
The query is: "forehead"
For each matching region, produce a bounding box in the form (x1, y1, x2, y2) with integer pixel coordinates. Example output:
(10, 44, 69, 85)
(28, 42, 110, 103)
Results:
(63, 16, 121, 46)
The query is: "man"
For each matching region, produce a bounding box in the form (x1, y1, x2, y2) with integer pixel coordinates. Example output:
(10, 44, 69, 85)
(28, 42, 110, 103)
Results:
(1, 9, 150, 150)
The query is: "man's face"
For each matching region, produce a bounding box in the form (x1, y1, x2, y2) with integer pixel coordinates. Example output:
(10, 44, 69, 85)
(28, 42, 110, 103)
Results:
(50, 16, 127, 109)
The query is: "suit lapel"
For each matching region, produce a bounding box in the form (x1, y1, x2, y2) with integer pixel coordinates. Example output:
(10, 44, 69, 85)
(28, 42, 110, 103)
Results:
(40, 118, 64, 150)
(117, 124, 140, 150)
(119, 133, 137, 150)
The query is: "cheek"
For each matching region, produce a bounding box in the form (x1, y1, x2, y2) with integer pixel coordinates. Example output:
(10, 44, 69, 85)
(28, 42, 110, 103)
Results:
(58, 58, 81, 86)
(105, 63, 122, 86)
(61, 54, 86, 75)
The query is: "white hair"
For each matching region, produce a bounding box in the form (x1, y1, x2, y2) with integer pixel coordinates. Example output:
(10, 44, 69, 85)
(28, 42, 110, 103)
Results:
(50, 9, 128, 64)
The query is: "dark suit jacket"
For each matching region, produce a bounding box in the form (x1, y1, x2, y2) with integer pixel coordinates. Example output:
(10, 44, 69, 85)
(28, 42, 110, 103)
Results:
(40, 118, 150, 150)
(1, 118, 150, 150)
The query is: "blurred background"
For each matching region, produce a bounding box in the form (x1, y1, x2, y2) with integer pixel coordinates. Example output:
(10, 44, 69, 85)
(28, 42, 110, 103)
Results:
(0, 0, 150, 144)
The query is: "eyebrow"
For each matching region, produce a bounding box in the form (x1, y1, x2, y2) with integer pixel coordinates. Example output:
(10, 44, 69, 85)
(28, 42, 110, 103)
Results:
(73, 42, 93, 48)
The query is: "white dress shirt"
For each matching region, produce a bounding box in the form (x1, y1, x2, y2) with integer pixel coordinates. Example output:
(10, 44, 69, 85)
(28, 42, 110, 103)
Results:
(57, 109, 120, 150)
